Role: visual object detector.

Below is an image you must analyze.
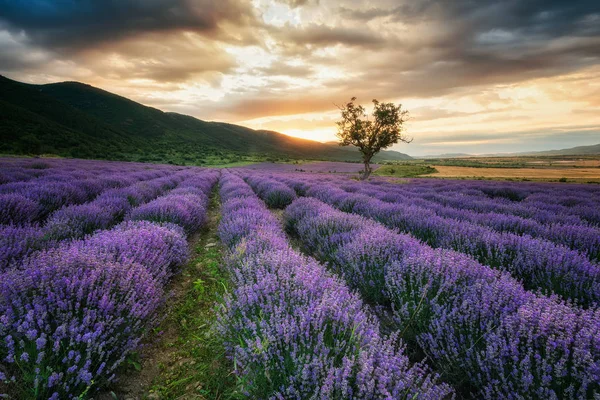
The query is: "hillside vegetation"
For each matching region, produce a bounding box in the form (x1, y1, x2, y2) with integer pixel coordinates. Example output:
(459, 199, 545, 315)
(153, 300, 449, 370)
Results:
(0, 75, 411, 165)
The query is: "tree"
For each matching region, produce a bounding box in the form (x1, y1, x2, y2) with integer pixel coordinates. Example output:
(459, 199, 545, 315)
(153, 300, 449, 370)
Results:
(336, 97, 410, 180)
(18, 133, 42, 155)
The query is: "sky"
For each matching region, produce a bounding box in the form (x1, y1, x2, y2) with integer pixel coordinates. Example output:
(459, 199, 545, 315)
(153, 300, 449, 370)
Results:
(0, 0, 599, 156)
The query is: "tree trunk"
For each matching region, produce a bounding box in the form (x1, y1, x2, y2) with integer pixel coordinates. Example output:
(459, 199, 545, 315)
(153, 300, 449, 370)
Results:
(361, 158, 372, 180)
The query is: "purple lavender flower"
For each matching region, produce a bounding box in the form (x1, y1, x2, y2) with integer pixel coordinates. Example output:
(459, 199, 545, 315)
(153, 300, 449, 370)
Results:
(245, 174, 297, 208)
(282, 193, 599, 398)
(216, 172, 452, 398)
(128, 193, 208, 234)
(0, 194, 40, 225)
(0, 250, 164, 398)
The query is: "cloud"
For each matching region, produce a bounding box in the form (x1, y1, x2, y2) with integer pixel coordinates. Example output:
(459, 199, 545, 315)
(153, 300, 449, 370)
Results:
(1, 0, 599, 154)
(0, 30, 52, 72)
(0, 0, 261, 51)
(334, 0, 600, 84)
(254, 60, 314, 78)
(270, 23, 387, 49)
(273, 0, 318, 8)
(81, 32, 237, 83)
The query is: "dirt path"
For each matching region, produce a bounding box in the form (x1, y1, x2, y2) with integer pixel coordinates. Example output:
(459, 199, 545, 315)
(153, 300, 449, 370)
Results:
(93, 190, 236, 400)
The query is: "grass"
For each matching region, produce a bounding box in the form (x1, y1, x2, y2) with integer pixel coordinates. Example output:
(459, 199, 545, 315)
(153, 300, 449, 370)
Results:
(210, 160, 261, 168)
(148, 248, 236, 399)
(146, 196, 242, 400)
(373, 164, 438, 178)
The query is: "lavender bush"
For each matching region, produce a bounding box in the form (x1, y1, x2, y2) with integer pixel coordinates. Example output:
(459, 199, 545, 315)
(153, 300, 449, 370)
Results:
(0, 194, 40, 225)
(0, 225, 48, 272)
(127, 173, 218, 235)
(0, 159, 218, 399)
(283, 196, 600, 398)
(216, 172, 452, 399)
(0, 253, 164, 398)
(341, 180, 600, 261)
(244, 174, 297, 208)
(67, 221, 188, 285)
(285, 180, 600, 306)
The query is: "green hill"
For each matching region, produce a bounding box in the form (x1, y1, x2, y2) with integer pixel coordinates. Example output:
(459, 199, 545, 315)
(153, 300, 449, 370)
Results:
(0, 75, 412, 165)
(518, 143, 600, 156)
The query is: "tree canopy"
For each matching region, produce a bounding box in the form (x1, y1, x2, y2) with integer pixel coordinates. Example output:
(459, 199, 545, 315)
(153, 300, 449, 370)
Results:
(336, 97, 410, 179)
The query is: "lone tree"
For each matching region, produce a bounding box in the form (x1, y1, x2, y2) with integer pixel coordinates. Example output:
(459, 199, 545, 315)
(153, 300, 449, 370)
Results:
(336, 97, 410, 180)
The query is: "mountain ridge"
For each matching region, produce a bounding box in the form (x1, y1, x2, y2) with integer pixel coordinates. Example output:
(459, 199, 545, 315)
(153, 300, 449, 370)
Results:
(0, 75, 412, 164)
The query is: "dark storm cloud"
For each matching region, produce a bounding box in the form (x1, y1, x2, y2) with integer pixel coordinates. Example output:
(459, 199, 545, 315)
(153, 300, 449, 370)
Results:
(0, 29, 48, 71)
(341, 0, 600, 34)
(341, 0, 600, 47)
(337, 0, 600, 67)
(0, 0, 262, 82)
(0, 0, 259, 51)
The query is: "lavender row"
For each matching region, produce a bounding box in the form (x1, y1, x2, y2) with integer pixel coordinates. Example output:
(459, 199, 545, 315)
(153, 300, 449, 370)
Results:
(285, 174, 597, 229)
(347, 178, 595, 226)
(374, 179, 600, 227)
(128, 173, 219, 234)
(0, 166, 178, 225)
(269, 175, 600, 307)
(244, 174, 297, 208)
(0, 170, 217, 398)
(0, 171, 196, 271)
(0, 157, 182, 187)
(296, 175, 600, 260)
(0, 221, 186, 398)
(338, 180, 600, 261)
(216, 172, 452, 399)
(284, 196, 600, 399)
(44, 173, 187, 241)
(394, 178, 600, 207)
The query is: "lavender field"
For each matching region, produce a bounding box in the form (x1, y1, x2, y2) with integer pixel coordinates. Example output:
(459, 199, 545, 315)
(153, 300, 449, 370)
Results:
(1, 158, 599, 399)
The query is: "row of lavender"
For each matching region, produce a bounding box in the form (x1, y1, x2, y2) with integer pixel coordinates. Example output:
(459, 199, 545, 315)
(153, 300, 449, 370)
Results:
(0, 157, 177, 186)
(1, 169, 193, 270)
(270, 173, 600, 258)
(241, 173, 600, 399)
(386, 179, 600, 226)
(256, 173, 600, 307)
(216, 172, 453, 398)
(1, 159, 218, 398)
(339, 180, 600, 260)
(0, 158, 184, 224)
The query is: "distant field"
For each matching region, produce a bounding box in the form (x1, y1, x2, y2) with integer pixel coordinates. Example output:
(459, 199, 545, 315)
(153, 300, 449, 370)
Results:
(383, 155, 600, 182)
(373, 164, 437, 178)
(430, 165, 600, 182)
(416, 155, 600, 168)
(240, 161, 375, 173)
(238, 159, 600, 182)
